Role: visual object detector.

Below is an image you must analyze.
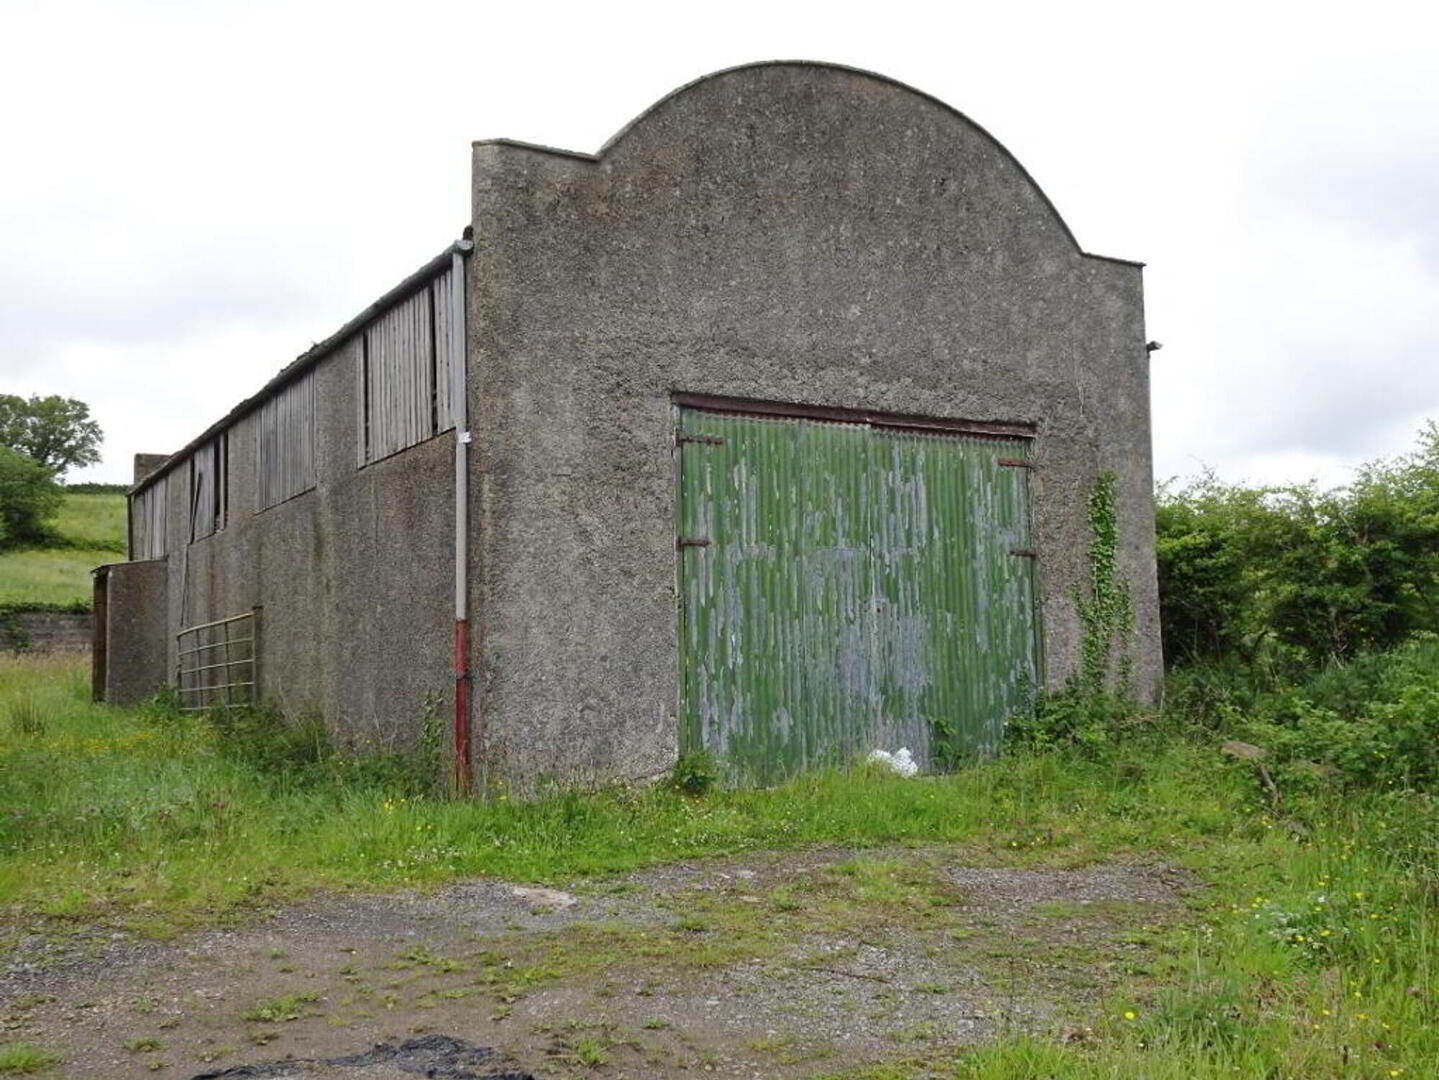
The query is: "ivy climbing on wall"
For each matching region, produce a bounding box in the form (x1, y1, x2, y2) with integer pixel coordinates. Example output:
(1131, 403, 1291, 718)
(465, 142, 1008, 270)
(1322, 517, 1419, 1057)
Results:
(1077, 472, 1134, 694)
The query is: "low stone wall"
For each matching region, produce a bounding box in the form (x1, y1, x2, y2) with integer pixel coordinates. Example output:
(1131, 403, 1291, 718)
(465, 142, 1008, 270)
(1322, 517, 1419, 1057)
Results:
(1, 609, 92, 653)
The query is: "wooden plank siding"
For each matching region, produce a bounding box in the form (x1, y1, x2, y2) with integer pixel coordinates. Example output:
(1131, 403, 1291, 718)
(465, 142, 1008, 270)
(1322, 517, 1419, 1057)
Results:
(256, 373, 316, 511)
(188, 434, 226, 540)
(358, 264, 460, 466)
(127, 251, 462, 553)
(131, 473, 170, 560)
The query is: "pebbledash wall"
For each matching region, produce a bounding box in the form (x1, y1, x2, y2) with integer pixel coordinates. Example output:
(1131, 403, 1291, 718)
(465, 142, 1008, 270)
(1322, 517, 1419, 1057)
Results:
(101, 61, 1161, 790)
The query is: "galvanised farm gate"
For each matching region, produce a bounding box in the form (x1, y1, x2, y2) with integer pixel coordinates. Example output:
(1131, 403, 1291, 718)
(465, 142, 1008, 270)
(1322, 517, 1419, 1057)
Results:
(98, 62, 1162, 792)
(677, 399, 1039, 785)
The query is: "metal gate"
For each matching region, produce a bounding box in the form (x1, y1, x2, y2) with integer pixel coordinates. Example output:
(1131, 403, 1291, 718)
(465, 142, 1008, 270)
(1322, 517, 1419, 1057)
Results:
(176, 611, 258, 711)
(676, 403, 1039, 785)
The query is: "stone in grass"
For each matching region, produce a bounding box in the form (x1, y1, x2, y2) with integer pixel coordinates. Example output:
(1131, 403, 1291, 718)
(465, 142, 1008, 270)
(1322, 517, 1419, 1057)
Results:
(1220, 740, 1267, 761)
(510, 886, 577, 911)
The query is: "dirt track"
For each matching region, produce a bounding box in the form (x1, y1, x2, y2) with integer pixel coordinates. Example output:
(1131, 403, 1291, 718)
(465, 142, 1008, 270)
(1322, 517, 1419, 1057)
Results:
(1, 848, 1195, 1078)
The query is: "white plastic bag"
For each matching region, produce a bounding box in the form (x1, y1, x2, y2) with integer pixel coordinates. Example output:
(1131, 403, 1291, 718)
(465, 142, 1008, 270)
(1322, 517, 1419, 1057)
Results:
(866, 747, 919, 777)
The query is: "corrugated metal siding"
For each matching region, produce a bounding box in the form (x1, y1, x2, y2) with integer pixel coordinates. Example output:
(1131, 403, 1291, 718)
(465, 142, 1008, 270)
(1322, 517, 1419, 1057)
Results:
(677, 408, 1038, 786)
(256, 372, 316, 510)
(359, 267, 460, 466)
(188, 434, 226, 541)
(869, 427, 1038, 766)
(131, 474, 170, 560)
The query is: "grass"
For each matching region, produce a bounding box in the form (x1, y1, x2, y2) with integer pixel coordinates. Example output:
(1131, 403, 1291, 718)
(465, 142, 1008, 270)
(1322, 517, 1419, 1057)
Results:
(0, 491, 126, 606)
(1, 654, 1436, 1077)
(50, 493, 126, 553)
(242, 991, 323, 1023)
(0, 1043, 59, 1074)
(0, 655, 1255, 923)
(0, 548, 117, 606)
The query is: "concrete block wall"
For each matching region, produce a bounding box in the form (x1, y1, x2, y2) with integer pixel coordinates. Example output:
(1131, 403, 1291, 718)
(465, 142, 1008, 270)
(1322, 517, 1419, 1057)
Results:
(98, 559, 169, 705)
(467, 62, 1160, 791)
(150, 341, 455, 752)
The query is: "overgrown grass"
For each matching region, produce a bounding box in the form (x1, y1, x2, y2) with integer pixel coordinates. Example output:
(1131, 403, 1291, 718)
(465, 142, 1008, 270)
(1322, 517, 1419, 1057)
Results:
(0, 654, 1252, 925)
(1, 653, 1436, 1076)
(0, 491, 126, 606)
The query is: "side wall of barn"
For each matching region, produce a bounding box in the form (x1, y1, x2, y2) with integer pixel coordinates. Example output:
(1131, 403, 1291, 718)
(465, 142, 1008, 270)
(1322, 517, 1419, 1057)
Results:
(467, 63, 1161, 791)
(135, 339, 456, 751)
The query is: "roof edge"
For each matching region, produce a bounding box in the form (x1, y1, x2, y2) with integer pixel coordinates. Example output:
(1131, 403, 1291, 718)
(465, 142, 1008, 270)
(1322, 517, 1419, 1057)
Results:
(471, 59, 1143, 268)
(130, 237, 471, 498)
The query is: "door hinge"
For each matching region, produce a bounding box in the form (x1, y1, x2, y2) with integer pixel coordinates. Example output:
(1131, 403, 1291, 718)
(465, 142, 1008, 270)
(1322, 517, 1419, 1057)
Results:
(997, 458, 1034, 468)
(677, 434, 726, 446)
(678, 537, 713, 548)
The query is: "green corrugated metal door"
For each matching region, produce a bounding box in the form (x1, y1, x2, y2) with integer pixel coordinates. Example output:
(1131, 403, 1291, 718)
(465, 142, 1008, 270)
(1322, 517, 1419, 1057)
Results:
(677, 406, 1039, 786)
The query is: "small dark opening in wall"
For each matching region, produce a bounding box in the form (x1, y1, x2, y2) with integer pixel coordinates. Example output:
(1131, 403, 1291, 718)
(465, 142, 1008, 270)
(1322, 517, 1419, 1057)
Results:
(92, 568, 108, 702)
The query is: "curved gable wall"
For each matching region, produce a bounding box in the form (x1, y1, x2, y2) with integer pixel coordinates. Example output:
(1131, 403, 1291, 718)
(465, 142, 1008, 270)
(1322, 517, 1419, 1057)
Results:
(467, 62, 1159, 789)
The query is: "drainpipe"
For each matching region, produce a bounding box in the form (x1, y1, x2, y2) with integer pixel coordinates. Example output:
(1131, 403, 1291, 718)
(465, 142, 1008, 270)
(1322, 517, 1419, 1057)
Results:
(450, 240, 474, 793)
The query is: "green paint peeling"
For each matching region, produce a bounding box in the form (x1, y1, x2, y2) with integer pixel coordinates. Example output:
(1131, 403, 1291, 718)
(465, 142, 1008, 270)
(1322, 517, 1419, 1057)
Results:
(676, 408, 1040, 786)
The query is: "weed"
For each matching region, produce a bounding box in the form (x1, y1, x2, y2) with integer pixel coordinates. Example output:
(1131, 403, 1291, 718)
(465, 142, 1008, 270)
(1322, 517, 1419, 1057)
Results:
(6, 996, 52, 1012)
(122, 1038, 163, 1053)
(0, 1043, 59, 1075)
(399, 945, 463, 972)
(207, 703, 332, 777)
(5, 696, 43, 736)
(669, 750, 718, 796)
(571, 1037, 609, 1067)
(242, 992, 322, 1023)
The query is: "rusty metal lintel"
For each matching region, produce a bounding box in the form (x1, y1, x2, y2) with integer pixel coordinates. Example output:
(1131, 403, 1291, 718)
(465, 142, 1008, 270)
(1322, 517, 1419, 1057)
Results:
(996, 458, 1035, 468)
(673, 392, 1035, 440)
(677, 434, 726, 446)
(1010, 548, 1039, 558)
(678, 537, 713, 548)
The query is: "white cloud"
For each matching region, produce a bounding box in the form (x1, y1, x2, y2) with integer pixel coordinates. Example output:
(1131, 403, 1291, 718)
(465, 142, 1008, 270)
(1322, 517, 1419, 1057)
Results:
(2, 0, 1435, 488)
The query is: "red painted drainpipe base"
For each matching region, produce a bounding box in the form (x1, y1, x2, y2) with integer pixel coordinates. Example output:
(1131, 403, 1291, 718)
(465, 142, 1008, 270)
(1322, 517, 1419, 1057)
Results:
(453, 618, 471, 794)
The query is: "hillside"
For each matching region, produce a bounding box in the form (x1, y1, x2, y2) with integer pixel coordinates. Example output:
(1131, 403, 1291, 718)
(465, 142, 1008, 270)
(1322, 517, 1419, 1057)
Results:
(0, 491, 127, 607)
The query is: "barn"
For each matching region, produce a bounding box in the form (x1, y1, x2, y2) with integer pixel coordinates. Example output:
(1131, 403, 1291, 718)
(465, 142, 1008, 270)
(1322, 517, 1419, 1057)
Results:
(94, 61, 1161, 791)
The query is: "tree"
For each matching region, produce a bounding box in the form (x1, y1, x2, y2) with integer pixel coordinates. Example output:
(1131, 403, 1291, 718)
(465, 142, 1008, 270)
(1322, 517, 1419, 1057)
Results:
(0, 445, 63, 547)
(0, 394, 103, 477)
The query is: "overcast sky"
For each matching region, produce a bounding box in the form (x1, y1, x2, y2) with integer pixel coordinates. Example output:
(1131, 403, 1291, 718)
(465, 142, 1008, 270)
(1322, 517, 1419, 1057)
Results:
(3, 0, 1436, 488)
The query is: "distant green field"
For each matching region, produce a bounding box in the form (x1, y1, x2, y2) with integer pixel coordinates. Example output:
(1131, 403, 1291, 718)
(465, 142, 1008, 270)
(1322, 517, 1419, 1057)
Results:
(0, 492, 127, 607)
(52, 493, 127, 553)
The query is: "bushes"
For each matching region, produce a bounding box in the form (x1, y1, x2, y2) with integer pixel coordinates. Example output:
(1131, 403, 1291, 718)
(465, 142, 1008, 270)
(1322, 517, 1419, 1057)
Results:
(1006, 688, 1143, 753)
(1156, 423, 1439, 666)
(1014, 636, 1439, 796)
(1229, 636, 1439, 792)
(1151, 423, 1439, 800)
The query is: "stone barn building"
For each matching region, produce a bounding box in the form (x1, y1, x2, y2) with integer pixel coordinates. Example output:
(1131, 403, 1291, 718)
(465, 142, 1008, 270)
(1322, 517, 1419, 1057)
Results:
(94, 61, 1161, 790)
